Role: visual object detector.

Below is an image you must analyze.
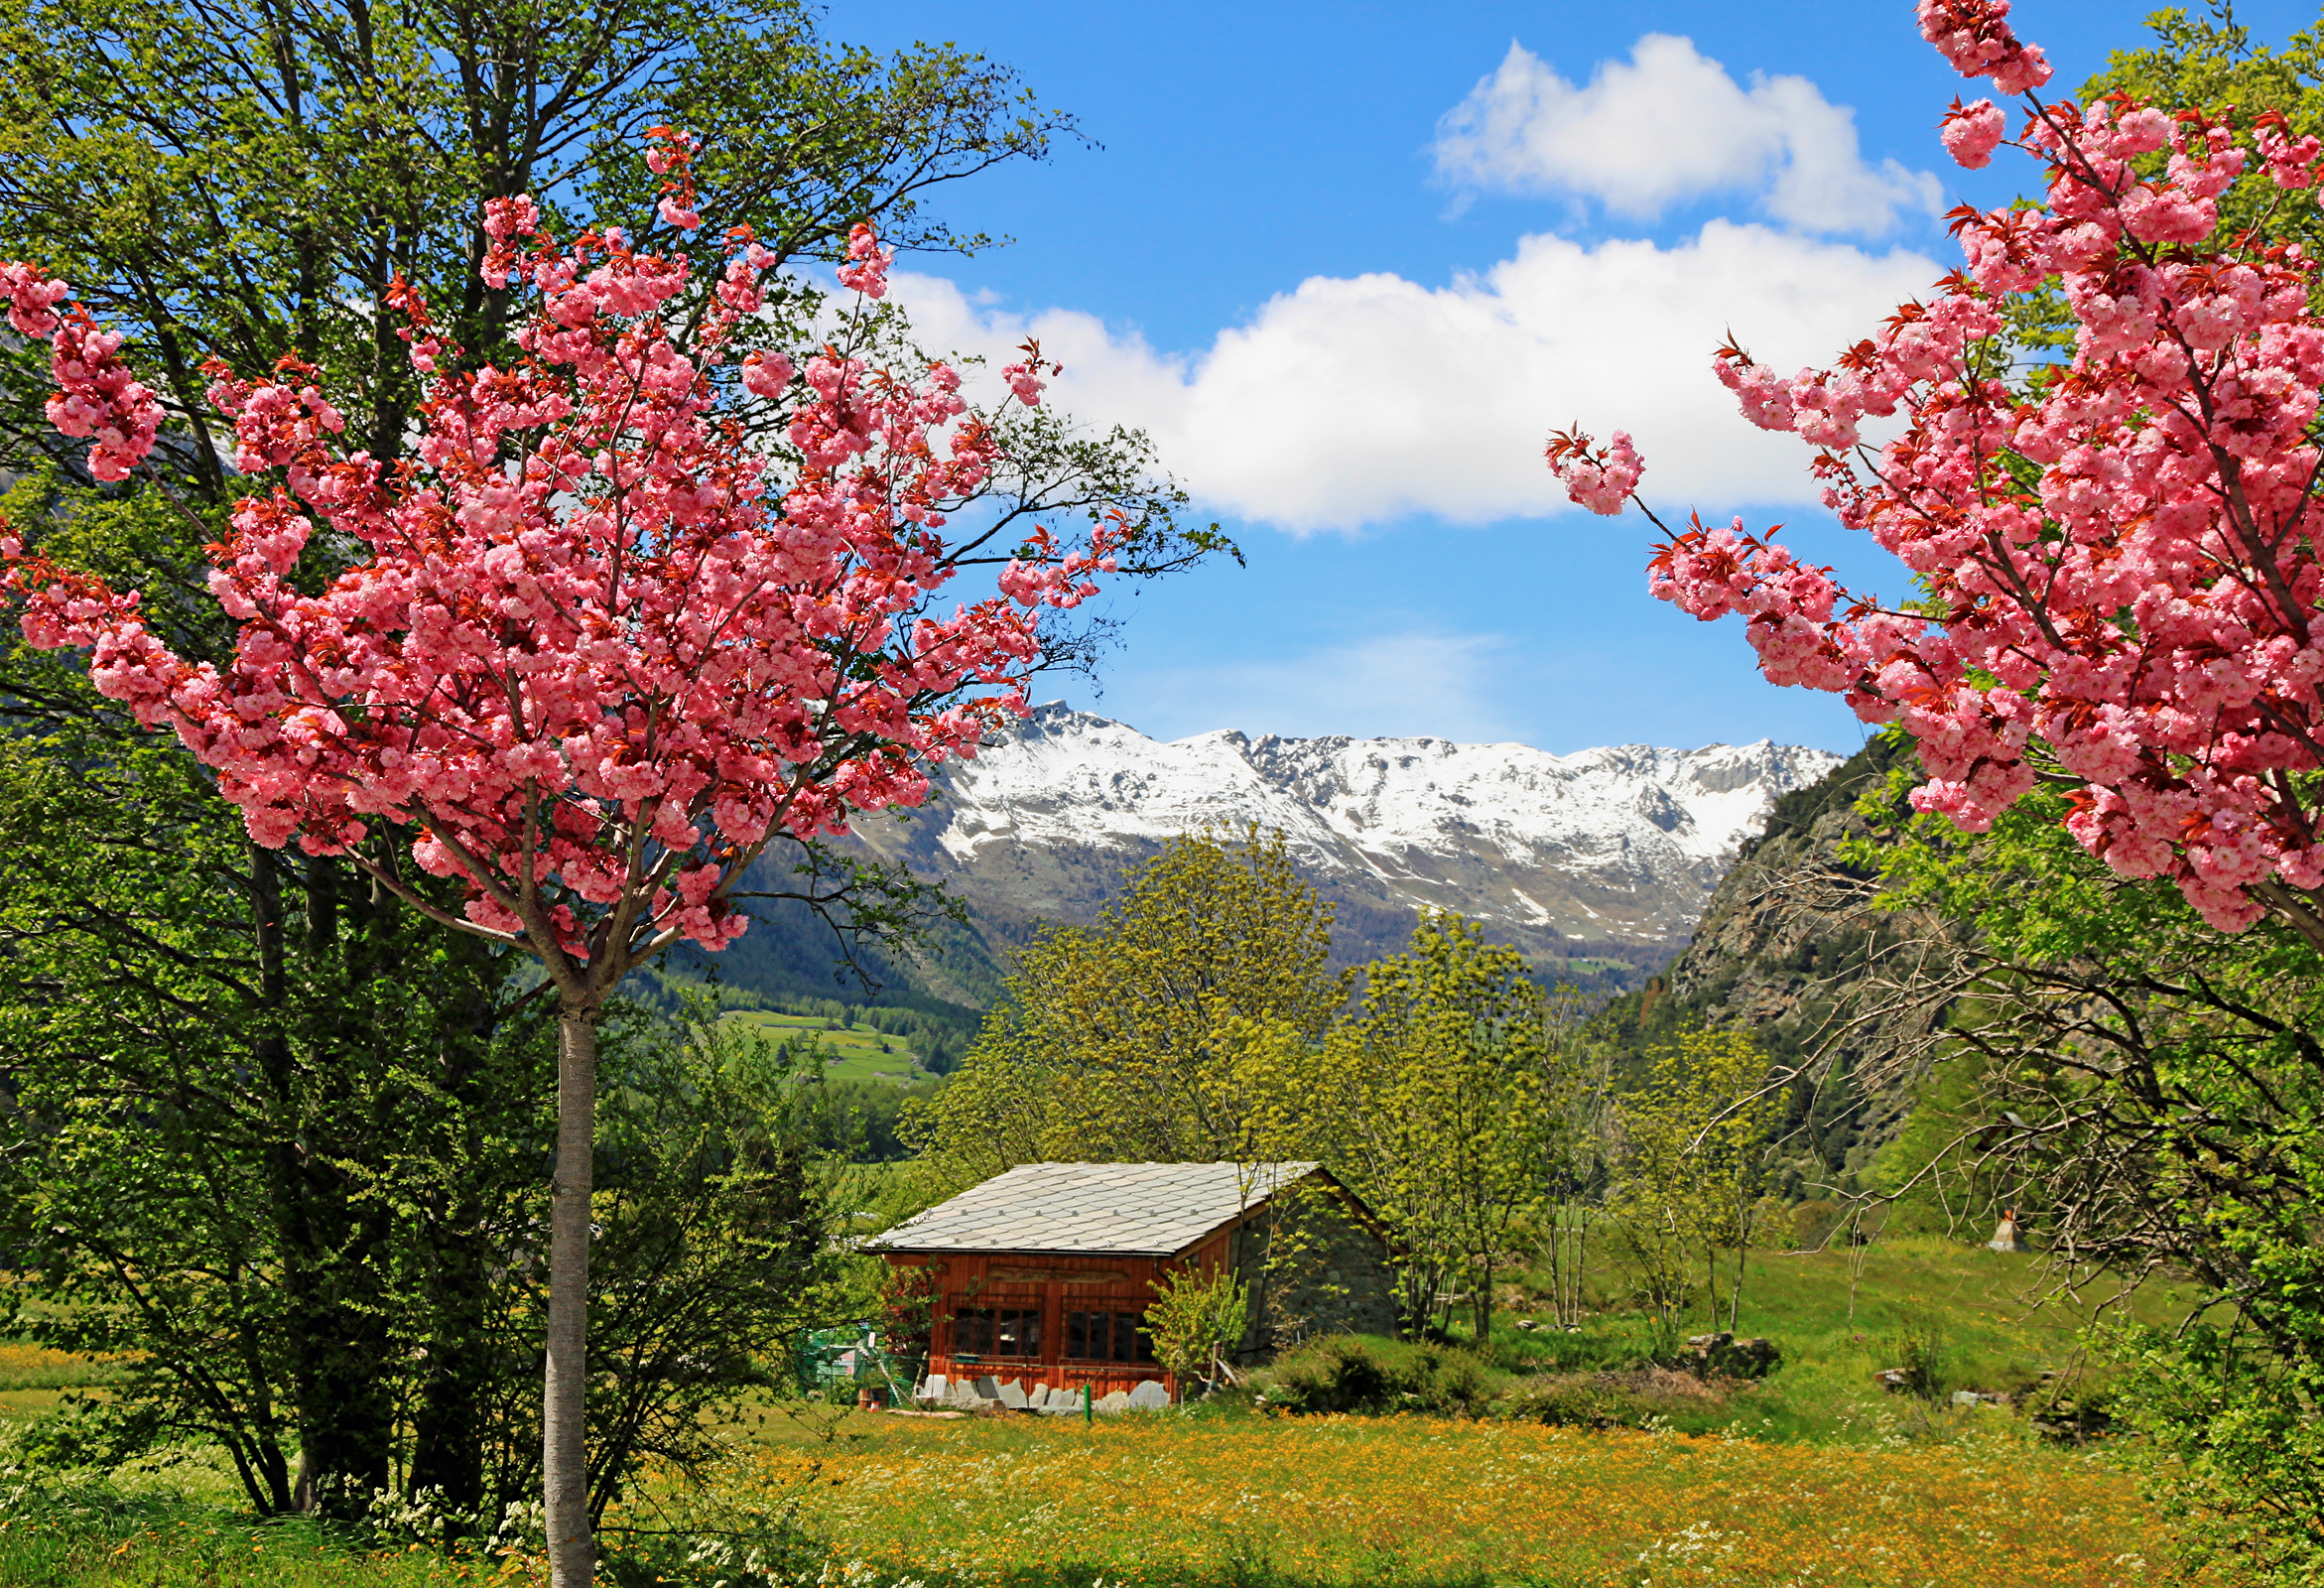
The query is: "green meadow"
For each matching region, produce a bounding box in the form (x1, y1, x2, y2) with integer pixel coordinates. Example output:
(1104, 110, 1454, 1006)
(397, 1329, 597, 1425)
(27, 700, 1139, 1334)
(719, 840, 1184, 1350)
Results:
(721, 1009, 939, 1083)
(0, 1232, 2218, 1588)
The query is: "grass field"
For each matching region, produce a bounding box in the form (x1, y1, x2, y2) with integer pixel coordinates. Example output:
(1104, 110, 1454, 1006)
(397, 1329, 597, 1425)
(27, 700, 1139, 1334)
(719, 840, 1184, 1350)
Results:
(738, 1409, 2185, 1588)
(0, 1238, 2225, 1586)
(1482, 1236, 2190, 1439)
(0, 1341, 129, 1428)
(722, 1010, 937, 1083)
(0, 1409, 2197, 1588)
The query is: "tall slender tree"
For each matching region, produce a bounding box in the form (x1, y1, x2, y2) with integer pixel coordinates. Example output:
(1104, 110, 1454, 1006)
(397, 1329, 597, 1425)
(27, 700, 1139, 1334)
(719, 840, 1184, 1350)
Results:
(0, 0, 1217, 1518)
(1311, 914, 1553, 1338)
(0, 132, 1131, 1583)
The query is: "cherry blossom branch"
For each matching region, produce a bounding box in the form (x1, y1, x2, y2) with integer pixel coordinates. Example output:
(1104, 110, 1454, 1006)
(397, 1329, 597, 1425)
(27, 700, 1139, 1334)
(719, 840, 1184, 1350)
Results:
(1547, 0, 2324, 937)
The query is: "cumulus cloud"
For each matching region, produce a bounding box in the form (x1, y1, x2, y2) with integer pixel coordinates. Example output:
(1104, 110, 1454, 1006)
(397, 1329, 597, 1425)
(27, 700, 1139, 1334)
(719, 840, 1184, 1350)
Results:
(893, 219, 1940, 533)
(1113, 631, 1519, 744)
(1432, 36, 1942, 236)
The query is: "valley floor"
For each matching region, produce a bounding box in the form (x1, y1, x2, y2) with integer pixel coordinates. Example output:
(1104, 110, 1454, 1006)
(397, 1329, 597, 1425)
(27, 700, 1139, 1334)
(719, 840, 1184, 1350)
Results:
(2, 1408, 2197, 1588)
(0, 1239, 2223, 1587)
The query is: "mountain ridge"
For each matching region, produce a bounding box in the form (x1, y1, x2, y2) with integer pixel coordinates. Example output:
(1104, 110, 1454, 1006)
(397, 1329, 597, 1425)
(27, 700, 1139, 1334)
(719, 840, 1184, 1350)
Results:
(820, 706, 1848, 1000)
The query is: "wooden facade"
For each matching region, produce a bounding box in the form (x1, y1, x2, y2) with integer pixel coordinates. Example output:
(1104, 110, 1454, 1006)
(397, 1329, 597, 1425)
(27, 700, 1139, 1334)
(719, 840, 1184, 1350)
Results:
(884, 1225, 1238, 1401)
(873, 1161, 1396, 1406)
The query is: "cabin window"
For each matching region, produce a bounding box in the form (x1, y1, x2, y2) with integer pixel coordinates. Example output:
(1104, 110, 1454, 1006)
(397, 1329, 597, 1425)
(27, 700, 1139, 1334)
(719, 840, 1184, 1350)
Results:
(1065, 1309, 1157, 1364)
(950, 1306, 1041, 1359)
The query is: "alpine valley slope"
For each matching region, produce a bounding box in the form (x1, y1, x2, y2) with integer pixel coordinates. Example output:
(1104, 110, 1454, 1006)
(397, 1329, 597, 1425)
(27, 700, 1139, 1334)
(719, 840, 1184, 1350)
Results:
(824, 705, 1846, 1000)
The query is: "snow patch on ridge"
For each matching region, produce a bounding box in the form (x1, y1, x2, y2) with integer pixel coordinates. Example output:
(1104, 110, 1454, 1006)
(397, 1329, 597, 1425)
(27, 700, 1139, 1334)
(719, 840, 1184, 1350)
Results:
(897, 705, 1846, 945)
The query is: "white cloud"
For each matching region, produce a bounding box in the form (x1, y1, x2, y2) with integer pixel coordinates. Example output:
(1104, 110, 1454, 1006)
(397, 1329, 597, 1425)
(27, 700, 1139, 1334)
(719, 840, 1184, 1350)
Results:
(1109, 631, 1518, 744)
(1432, 36, 1941, 236)
(893, 219, 1939, 533)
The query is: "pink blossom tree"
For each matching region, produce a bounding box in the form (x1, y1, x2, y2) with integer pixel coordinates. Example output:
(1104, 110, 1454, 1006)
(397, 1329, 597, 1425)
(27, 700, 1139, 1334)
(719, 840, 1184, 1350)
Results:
(0, 134, 1112, 1584)
(1551, 0, 2324, 952)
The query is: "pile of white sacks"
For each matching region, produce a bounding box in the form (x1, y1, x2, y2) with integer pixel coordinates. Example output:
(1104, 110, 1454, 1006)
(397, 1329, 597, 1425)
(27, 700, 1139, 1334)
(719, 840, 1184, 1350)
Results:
(915, 1373, 1171, 1414)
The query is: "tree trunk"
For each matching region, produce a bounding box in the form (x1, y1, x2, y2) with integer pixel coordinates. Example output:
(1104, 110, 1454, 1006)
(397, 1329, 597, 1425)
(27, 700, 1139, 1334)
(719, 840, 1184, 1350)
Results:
(545, 1005, 597, 1588)
(1727, 1206, 1748, 1333)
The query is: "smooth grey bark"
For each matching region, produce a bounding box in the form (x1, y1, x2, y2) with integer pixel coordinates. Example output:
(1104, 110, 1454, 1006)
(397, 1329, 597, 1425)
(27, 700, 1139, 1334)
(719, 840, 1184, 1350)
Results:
(545, 1005, 597, 1588)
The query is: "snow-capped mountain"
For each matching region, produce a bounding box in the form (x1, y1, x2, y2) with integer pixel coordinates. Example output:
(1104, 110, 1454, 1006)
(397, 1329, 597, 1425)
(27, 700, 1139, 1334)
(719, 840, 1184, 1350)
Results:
(841, 706, 1845, 983)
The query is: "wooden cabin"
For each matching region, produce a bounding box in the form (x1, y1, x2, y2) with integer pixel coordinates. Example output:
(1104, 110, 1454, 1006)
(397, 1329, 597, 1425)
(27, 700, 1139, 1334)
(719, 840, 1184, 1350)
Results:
(871, 1160, 1392, 1404)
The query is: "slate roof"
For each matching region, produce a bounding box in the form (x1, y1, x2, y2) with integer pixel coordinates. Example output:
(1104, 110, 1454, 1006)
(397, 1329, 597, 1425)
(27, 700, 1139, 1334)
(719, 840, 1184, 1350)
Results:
(868, 1161, 1324, 1257)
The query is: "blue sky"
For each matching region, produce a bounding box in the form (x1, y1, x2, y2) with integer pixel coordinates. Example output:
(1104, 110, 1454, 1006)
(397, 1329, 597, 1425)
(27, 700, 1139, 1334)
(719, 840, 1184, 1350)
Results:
(837, 1, 2315, 755)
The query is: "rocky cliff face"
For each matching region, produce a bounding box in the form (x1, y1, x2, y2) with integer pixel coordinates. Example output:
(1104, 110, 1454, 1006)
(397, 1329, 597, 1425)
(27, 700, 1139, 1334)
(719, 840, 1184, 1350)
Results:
(823, 706, 1845, 999)
(1595, 735, 1965, 1192)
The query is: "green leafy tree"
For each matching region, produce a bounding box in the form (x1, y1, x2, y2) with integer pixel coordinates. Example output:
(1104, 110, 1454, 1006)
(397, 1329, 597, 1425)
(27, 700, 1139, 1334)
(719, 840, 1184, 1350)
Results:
(0, 0, 1082, 478)
(1534, 1035, 1614, 1332)
(0, 0, 1220, 1522)
(1306, 914, 1559, 1340)
(1608, 1030, 1777, 1335)
(0, 475, 533, 1516)
(907, 827, 1350, 1184)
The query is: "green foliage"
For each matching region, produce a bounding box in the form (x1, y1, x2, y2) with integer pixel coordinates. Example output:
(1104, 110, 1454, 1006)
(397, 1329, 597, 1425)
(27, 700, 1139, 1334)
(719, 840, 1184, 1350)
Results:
(2108, 1320, 2324, 1582)
(578, 994, 853, 1518)
(1608, 1029, 1780, 1333)
(1146, 1264, 1251, 1386)
(906, 827, 1350, 1184)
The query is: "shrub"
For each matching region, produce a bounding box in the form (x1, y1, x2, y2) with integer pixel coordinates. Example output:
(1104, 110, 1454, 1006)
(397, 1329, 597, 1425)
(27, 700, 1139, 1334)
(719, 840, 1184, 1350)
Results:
(1260, 1336, 1395, 1413)
(1255, 1334, 1510, 1417)
(1885, 1310, 1949, 1400)
(1499, 1380, 1661, 1431)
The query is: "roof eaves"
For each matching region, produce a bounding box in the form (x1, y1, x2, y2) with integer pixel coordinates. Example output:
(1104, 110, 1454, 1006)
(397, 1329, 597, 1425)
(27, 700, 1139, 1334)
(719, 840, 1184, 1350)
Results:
(873, 1243, 1182, 1258)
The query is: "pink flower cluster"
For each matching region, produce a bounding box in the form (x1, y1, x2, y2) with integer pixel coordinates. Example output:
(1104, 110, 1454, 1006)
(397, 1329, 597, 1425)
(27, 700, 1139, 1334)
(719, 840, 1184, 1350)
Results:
(0, 266, 164, 483)
(1917, 0, 2052, 96)
(0, 137, 1112, 978)
(1587, 3, 2324, 935)
(1000, 339, 1056, 409)
(1940, 99, 2008, 169)
(0, 262, 67, 336)
(1546, 429, 1642, 516)
(834, 222, 891, 300)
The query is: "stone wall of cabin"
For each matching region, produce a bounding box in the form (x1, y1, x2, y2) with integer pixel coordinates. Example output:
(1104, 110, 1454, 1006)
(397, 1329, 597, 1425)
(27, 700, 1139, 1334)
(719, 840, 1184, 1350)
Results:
(1228, 1191, 1395, 1355)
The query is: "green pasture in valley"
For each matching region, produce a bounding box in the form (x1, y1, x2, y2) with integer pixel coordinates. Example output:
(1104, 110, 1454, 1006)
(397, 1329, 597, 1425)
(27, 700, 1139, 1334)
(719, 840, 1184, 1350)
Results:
(721, 1009, 937, 1083)
(0, 1236, 2233, 1586)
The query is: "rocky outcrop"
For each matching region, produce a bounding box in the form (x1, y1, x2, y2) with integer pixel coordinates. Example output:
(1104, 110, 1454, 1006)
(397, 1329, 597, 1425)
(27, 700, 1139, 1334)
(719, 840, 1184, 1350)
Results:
(1595, 735, 1966, 1193)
